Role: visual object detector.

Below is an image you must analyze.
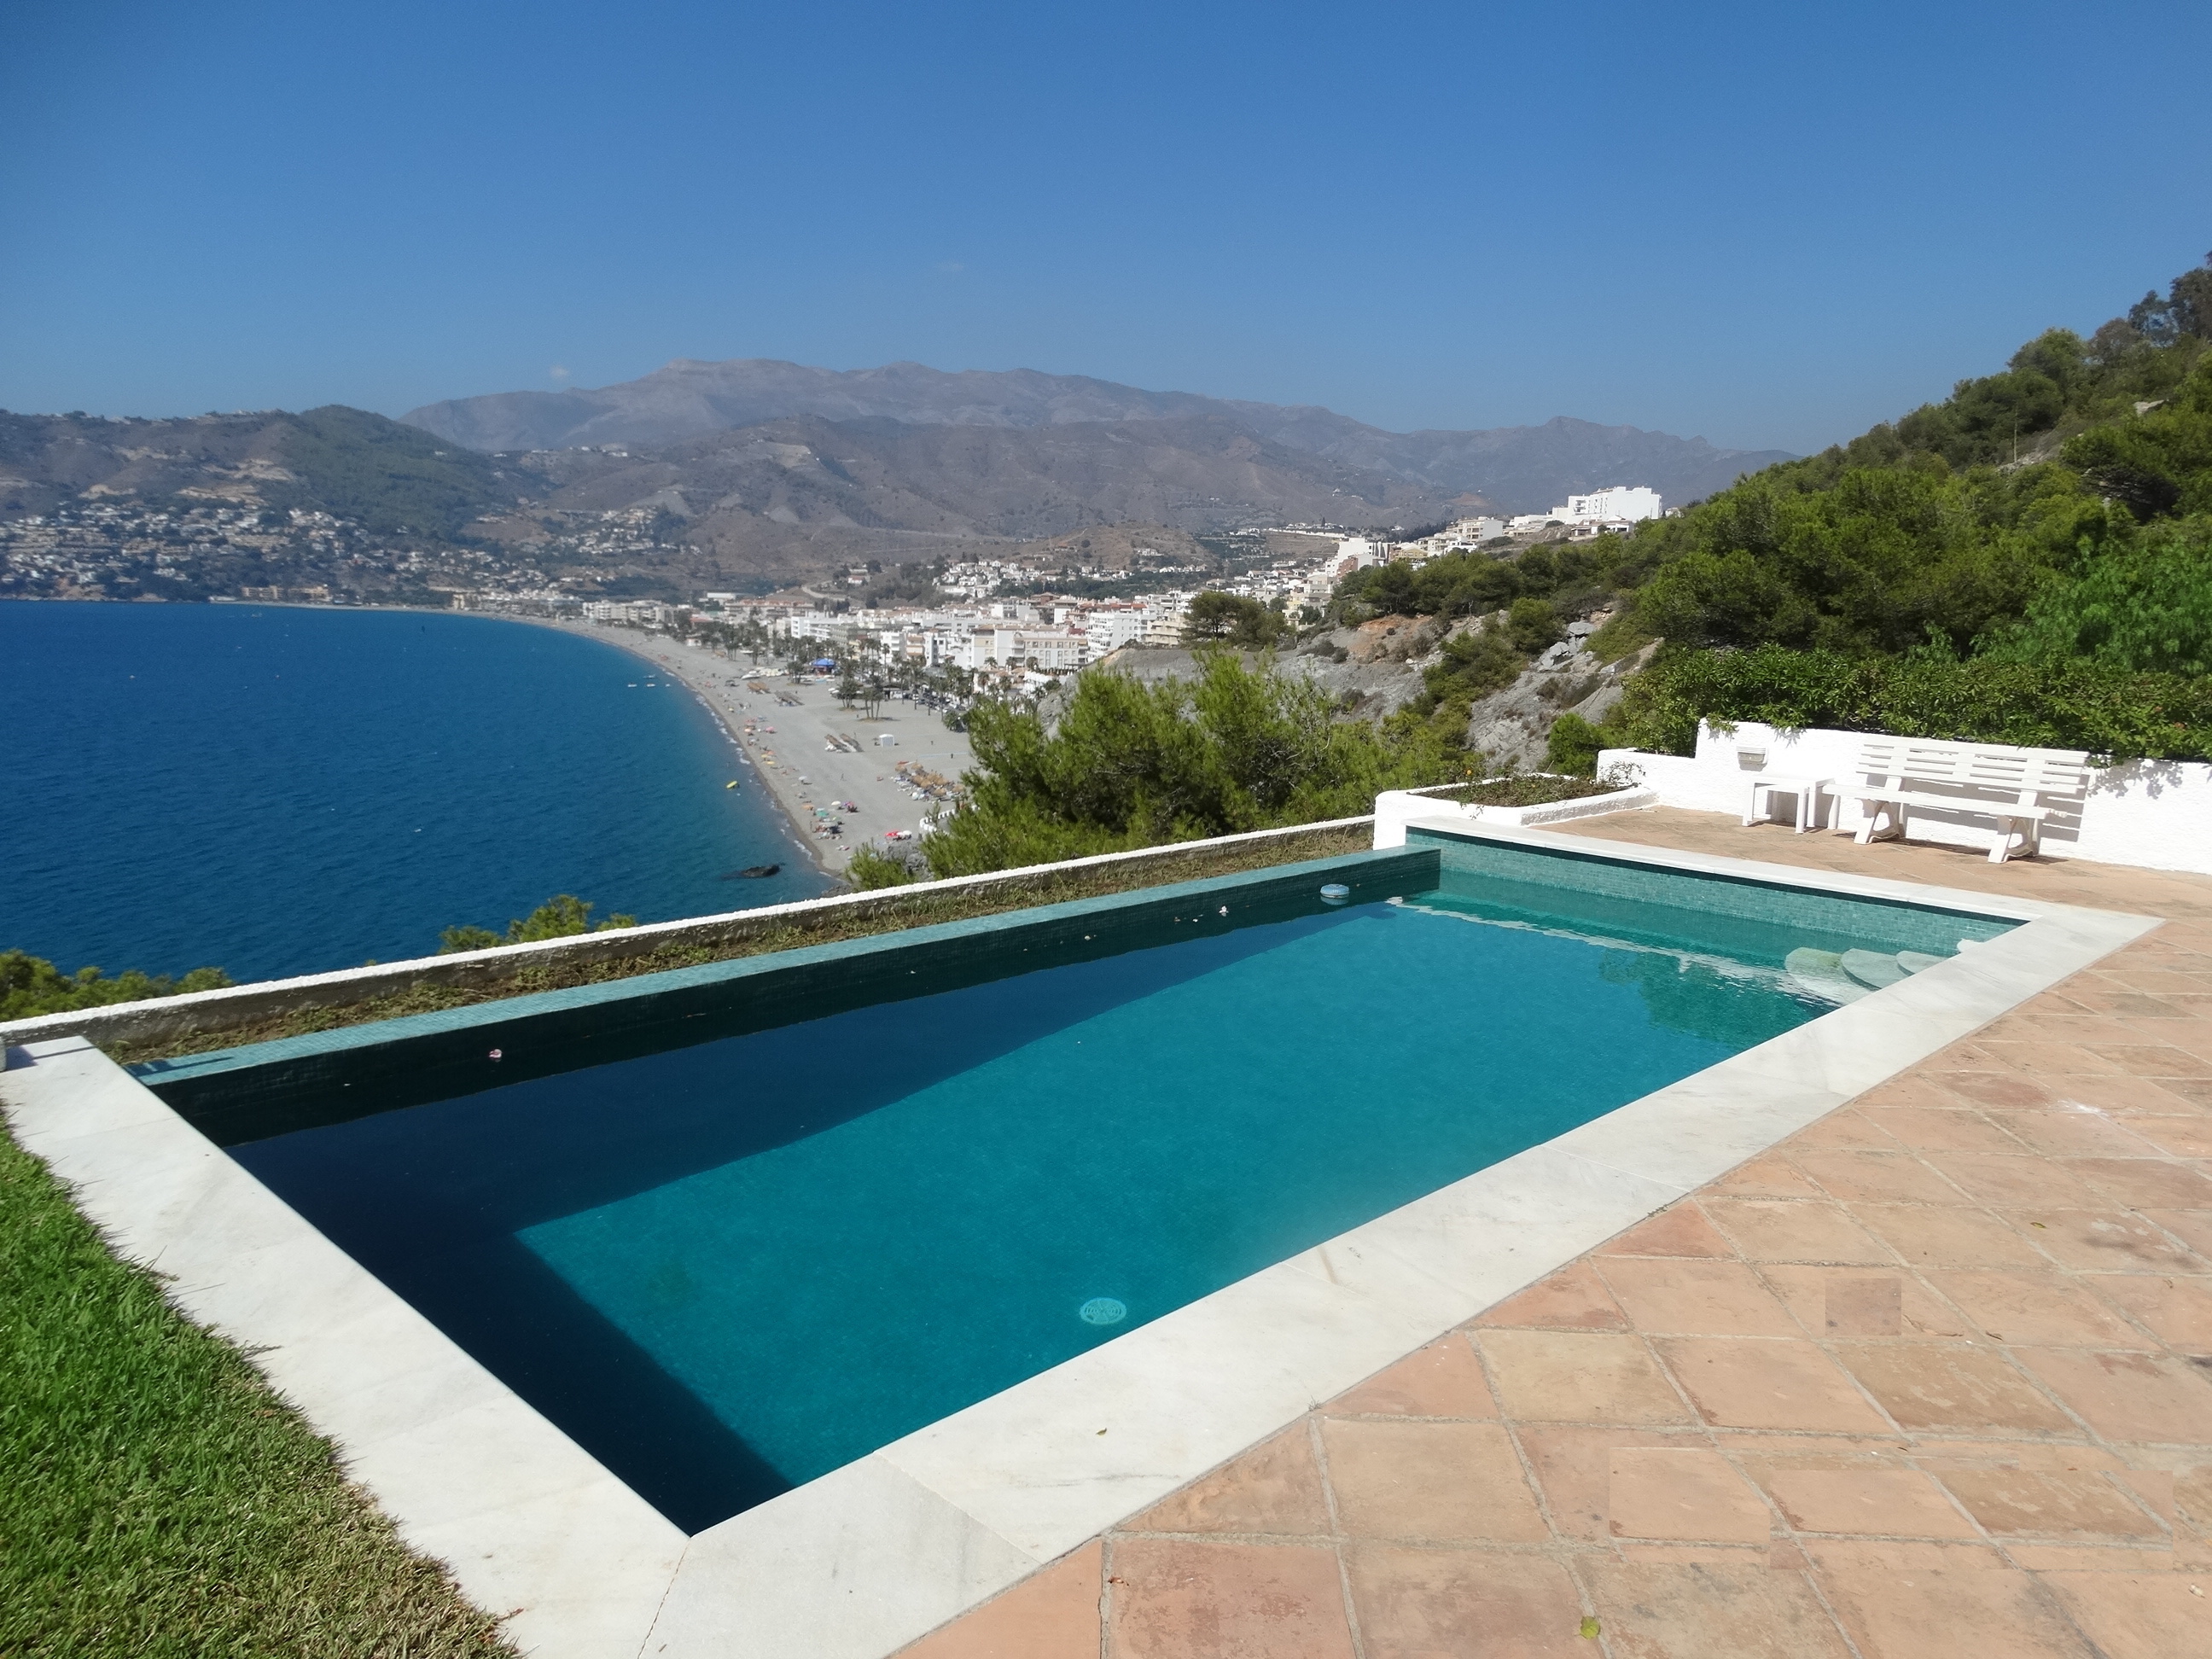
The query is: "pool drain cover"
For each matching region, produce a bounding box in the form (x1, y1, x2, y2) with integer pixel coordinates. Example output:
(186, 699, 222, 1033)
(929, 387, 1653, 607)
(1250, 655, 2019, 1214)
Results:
(1079, 1297, 1126, 1326)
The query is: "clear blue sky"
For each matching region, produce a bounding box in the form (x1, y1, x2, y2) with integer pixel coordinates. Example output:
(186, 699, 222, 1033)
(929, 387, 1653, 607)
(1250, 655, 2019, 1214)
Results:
(3, 0, 2206, 454)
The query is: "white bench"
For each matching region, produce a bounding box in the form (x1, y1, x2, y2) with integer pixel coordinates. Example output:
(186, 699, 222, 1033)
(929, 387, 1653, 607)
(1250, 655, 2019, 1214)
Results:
(1850, 736, 2091, 864)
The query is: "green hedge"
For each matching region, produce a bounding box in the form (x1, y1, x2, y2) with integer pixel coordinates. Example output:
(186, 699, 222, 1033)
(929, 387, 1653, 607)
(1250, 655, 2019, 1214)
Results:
(1622, 645, 2212, 763)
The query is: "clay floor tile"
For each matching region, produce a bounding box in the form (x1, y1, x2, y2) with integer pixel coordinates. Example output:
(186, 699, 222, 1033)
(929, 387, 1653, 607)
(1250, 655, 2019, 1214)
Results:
(1784, 1111, 1901, 1153)
(2142, 1208, 2212, 1260)
(1817, 1563, 2095, 1659)
(1342, 1545, 1588, 1659)
(1927, 1070, 2061, 1110)
(1328, 1336, 1498, 1421)
(1126, 1425, 1334, 1538)
(1832, 1343, 2076, 1434)
(1476, 1330, 1694, 1425)
(1512, 1425, 1710, 1540)
(2014, 1348, 2212, 1445)
(1654, 1337, 1894, 1434)
(1848, 1202, 2047, 1268)
(1910, 1441, 2133, 1474)
(2095, 1276, 2212, 1352)
(1761, 1467, 1981, 1538)
(1104, 1538, 1354, 1659)
(1711, 1434, 1914, 1470)
(2002, 1543, 2190, 1571)
(1471, 1260, 1629, 1332)
(1920, 1269, 2147, 1348)
(900, 1541, 1103, 1659)
(1705, 1156, 1828, 1200)
(2004, 1208, 2209, 1275)
(1934, 1467, 2165, 1541)
(1595, 1203, 1737, 1260)
(2044, 1072, 2211, 1115)
(1855, 1106, 2023, 1155)
(1917, 1151, 2104, 1208)
(2122, 1115, 2212, 1157)
(1577, 1557, 1855, 1659)
(1756, 1265, 1970, 1342)
(2083, 1043, 2211, 1079)
(2102, 969, 2212, 996)
(1699, 1198, 1897, 1266)
(2175, 1462, 2212, 1540)
(1796, 1538, 2006, 1573)
(1786, 1149, 1964, 1205)
(2156, 1021, 2212, 1064)
(1610, 1541, 1774, 1566)
(1976, 1014, 2144, 1047)
(1996, 1109, 2164, 1159)
(1594, 1257, 1803, 1338)
(2063, 1155, 2212, 1210)
(2061, 990, 2189, 1020)
(1603, 1447, 1773, 1543)
(1976, 1041, 2129, 1076)
(2040, 1573, 2212, 1659)
(1853, 1076, 1966, 1111)
(1319, 1419, 1547, 1543)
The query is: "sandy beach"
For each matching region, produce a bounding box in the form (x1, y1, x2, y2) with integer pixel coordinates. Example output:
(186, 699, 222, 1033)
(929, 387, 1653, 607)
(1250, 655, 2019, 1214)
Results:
(527, 618, 977, 881)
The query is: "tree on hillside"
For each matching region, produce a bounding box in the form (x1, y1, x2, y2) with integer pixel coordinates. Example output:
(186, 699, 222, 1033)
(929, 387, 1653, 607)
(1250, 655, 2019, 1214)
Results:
(920, 653, 1458, 876)
(438, 894, 637, 953)
(1182, 591, 1284, 647)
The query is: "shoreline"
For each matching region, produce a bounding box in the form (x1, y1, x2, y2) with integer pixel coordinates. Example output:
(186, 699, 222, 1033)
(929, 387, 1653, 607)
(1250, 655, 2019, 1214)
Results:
(485, 613, 977, 884)
(4, 597, 970, 885)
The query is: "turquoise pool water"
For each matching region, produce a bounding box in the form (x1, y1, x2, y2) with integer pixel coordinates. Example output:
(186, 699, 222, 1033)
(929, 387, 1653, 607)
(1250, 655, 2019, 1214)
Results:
(222, 850, 2011, 1531)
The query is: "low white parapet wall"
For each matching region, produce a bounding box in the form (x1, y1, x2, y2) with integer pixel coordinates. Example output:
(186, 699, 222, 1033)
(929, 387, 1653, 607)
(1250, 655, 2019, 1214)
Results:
(1, 815, 1376, 1058)
(1372, 781, 1656, 849)
(1598, 721, 2212, 877)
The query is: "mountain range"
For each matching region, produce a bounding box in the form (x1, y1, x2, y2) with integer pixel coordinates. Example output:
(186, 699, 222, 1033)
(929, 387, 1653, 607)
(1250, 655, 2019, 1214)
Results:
(0, 363, 1794, 598)
(405, 358, 1795, 521)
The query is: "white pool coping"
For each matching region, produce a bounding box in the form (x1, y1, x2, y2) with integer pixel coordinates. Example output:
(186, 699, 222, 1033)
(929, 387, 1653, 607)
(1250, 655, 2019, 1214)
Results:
(0, 819, 2159, 1659)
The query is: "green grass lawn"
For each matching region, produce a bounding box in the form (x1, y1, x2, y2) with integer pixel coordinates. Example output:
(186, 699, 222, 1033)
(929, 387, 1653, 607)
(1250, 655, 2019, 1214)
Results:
(0, 1125, 517, 1656)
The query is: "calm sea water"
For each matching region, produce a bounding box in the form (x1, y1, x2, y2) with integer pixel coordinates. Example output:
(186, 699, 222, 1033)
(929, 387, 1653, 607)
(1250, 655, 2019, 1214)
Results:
(1, 601, 828, 982)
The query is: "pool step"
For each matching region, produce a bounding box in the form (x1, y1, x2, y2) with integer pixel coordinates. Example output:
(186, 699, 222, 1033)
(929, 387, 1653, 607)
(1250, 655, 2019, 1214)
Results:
(1789, 945, 1954, 1003)
(1841, 948, 1908, 989)
(1784, 948, 1872, 1004)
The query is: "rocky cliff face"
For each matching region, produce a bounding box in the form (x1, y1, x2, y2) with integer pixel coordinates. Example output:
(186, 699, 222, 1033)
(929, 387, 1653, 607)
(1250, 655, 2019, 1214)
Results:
(1095, 618, 1657, 773)
(1461, 639, 1659, 771)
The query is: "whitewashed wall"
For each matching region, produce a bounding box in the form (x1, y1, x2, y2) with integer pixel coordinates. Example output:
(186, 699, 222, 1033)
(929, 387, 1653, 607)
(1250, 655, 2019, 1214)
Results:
(1598, 721, 2212, 878)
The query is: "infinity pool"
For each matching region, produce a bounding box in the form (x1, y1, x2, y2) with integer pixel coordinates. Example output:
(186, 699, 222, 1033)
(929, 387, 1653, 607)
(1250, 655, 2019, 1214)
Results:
(164, 842, 2013, 1530)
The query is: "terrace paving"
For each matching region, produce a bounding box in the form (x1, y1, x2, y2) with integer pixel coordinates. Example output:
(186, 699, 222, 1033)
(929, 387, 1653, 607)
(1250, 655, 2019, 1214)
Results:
(897, 809, 2212, 1659)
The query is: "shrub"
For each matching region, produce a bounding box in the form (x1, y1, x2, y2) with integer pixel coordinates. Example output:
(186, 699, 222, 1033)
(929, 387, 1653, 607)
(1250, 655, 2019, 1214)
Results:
(0, 952, 233, 1021)
(923, 653, 1461, 877)
(1545, 712, 1605, 775)
(1618, 644, 2212, 762)
(437, 894, 637, 954)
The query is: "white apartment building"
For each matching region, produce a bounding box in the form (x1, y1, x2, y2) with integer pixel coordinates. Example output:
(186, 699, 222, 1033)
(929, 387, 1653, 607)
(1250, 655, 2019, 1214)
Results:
(1080, 603, 1148, 654)
(1559, 486, 1663, 524)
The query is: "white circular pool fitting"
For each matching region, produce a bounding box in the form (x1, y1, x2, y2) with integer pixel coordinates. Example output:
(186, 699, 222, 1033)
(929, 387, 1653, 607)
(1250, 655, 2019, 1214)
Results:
(1079, 1297, 1126, 1326)
(1319, 883, 1351, 905)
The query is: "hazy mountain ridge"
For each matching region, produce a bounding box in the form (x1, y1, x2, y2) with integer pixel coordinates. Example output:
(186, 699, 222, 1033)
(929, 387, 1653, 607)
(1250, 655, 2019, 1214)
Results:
(405, 358, 1794, 514)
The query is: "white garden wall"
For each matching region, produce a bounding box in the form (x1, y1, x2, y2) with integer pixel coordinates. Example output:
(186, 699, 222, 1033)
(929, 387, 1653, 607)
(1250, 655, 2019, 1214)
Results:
(1598, 721, 2212, 877)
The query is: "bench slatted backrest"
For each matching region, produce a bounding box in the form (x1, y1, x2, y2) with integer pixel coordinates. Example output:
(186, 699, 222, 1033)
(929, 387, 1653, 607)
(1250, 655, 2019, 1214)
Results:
(1854, 737, 2091, 806)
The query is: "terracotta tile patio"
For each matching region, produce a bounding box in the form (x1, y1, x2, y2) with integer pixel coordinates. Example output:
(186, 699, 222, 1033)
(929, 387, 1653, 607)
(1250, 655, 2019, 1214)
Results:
(900, 811, 2212, 1659)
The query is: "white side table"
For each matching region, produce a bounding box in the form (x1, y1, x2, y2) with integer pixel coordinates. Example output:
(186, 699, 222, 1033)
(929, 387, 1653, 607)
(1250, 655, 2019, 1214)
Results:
(1743, 773, 1833, 832)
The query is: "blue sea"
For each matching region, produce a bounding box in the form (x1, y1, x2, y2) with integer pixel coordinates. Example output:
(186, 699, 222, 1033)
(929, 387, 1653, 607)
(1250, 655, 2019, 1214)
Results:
(1, 601, 829, 983)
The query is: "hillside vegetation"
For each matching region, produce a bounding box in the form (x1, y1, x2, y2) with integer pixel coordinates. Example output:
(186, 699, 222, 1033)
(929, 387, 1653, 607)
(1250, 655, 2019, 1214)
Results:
(1330, 252, 2212, 762)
